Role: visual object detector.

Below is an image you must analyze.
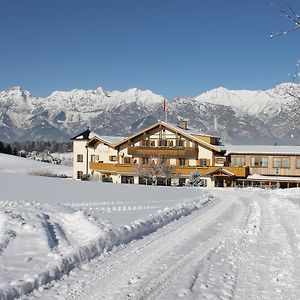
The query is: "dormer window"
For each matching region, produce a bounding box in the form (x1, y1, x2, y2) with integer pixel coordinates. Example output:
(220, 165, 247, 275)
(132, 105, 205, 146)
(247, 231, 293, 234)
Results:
(176, 139, 184, 147)
(159, 139, 167, 147)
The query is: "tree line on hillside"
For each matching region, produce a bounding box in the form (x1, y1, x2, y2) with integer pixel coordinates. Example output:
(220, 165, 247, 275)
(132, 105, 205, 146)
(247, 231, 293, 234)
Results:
(0, 141, 17, 155)
(0, 140, 72, 155)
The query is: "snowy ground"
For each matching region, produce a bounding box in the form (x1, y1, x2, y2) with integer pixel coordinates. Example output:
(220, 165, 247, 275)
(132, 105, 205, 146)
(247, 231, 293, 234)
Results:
(0, 153, 72, 177)
(0, 154, 299, 299)
(51, 152, 73, 167)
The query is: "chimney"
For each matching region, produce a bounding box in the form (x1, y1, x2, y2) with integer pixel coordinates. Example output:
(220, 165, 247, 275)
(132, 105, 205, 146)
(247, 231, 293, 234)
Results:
(178, 120, 188, 130)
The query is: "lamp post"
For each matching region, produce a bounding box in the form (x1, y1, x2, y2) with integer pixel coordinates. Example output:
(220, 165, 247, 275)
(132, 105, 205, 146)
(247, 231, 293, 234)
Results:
(276, 167, 280, 189)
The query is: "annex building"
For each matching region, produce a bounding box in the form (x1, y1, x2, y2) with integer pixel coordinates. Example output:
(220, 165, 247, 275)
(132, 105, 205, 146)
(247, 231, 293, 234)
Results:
(72, 121, 300, 188)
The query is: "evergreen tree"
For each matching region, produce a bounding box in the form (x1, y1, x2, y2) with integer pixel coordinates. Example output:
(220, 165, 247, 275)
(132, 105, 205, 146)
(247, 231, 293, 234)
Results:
(186, 172, 206, 187)
(12, 148, 18, 156)
(5, 144, 12, 155)
(0, 141, 4, 153)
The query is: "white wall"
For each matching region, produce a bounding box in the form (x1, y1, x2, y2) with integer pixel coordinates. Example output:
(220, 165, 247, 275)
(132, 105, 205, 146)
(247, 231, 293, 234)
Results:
(89, 144, 118, 164)
(198, 146, 213, 162)
(73, 140, 88, 179)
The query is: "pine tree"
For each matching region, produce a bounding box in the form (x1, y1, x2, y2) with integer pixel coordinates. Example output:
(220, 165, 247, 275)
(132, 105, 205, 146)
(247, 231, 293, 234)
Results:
(0, 141, 4, 153)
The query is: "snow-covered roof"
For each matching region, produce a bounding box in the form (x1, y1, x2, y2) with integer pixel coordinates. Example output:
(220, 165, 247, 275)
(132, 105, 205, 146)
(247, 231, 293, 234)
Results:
(98, 135, 127, 145)
(226, 145, 300, 155)
(72, 130, 126, 145)
(71, 129, 91, 140)
(89, 131, 100, 139)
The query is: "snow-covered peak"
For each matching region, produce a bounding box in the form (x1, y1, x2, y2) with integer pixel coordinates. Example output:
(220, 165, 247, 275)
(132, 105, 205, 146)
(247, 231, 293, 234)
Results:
(109, 88, 163, 106)
(194, 84, 300, 116)
(0, 86, 32, 99)
(44, 87, 163, 112)
(0, 87, 36, 117)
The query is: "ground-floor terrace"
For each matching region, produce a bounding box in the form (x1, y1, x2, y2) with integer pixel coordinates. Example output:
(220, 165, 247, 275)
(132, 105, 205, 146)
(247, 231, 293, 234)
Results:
(236, 174, 300, 189)
(89, 162, 300, 188)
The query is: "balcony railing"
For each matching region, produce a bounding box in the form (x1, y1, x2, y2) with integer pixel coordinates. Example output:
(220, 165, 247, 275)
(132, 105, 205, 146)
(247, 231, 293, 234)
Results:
(89, 162, 249, 177)
(127, 146, 198, 158)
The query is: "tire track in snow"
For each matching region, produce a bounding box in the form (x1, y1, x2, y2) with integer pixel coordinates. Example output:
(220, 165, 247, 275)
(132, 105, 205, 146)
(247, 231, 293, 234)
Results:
(235, 193, 300, 300)
(141, 193, 258, 300)
(1, 196, 211, 300)
(68, 195, 245, 300)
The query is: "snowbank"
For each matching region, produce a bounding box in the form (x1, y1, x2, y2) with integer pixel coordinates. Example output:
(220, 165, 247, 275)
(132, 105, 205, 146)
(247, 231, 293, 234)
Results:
(0, 195, 212, 299)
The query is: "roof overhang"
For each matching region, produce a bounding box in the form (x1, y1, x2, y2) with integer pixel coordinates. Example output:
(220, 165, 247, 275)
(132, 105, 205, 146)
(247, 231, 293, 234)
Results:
(206, 168, 235, 177)
(114, 121, 223, 152)
(86, 136, 116, 149)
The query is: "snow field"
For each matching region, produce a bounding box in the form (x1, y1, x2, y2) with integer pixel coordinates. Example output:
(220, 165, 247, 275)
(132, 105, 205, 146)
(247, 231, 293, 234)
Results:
(0, 195, 212, 299)
(1, 154, 300, 299)
(34, 188, 300, 300)
(0, 153, 72, 177)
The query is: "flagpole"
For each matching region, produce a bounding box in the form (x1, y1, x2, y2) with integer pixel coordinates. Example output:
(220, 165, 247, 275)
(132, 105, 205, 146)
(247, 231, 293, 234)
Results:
(164, 98, 167, 123)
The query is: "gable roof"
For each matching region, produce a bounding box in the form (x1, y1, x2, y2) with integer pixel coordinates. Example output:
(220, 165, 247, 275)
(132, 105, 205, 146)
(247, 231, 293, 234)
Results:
(86, 135, 127, 148)
(206, 168, 235, 176)
(100, 135, 127, 144)
(114, 121, 224, 152)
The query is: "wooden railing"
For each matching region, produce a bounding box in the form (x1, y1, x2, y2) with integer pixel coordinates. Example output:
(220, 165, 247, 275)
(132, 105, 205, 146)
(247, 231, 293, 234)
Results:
(171, 166, 249, 177)
(89, 162, 249, 177)
(127, 146, 198, 158)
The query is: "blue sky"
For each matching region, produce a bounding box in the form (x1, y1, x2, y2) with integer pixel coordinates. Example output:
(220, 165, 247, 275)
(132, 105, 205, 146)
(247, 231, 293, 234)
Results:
(0, 0, 299, 98)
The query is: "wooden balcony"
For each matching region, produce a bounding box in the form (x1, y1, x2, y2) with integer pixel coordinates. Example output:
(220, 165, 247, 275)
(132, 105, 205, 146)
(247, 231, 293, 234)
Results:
(127, 146, 199, 158)
(90, 162, 249, 178)
(171, 166, 249, 177)
(90, 162, 136, 174)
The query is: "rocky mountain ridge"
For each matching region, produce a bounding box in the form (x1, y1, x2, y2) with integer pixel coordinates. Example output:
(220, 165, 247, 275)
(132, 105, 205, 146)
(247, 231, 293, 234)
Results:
(0, 84, 299, 145)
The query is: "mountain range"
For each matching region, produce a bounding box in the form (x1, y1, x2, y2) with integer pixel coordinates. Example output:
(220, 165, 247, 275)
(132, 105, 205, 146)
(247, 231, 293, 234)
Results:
(0, 83, 299, 145)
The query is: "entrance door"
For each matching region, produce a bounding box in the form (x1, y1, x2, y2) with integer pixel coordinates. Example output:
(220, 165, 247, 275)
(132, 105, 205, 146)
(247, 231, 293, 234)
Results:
(214, 177, 224, 187)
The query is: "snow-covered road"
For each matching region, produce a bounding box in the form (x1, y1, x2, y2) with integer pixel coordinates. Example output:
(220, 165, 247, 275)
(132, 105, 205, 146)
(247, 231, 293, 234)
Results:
(31, 189, 300, 300)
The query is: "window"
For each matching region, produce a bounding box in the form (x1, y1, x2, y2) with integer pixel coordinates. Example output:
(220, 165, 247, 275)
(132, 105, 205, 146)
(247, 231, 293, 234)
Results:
(160, 157, 167, 164)
(150, 140, 156, 147)
(159, 139, 167, 147)
(273, 158, 281, 168)
(109, 155, 117, 162)
(251, 157, 268, 167)
(233, 156, 246, 167)
(296, 158, 300, 168)
(176, 139, 185, 147)
(199, 159, 207, 167)
(77, 171, 83, 179)
(168, 140, 174, 147)
(216, 157, 224, 165)
(77, 154, 83, 162)
(124, 157, 131, 164)
(282, 158, 290, 168)
(142, 139, 150, 147)
(273, 157, 290, 168)
(90, 154, 96, 162)
(179, 158, 186, 166)
(179, 178, 186, 186)
(142, 157, 149, 164)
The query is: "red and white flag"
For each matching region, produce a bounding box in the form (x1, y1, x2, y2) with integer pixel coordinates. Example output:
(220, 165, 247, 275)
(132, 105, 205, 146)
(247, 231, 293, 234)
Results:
(163, 98, 166, 112)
